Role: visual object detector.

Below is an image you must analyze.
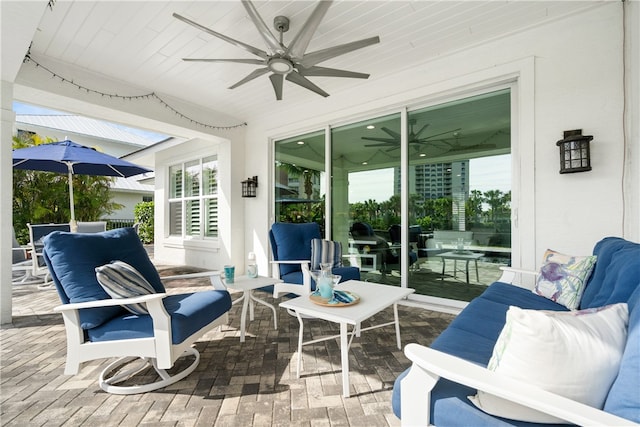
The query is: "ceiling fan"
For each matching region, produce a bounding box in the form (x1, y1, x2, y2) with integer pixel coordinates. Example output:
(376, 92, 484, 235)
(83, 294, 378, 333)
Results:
(173, 0, 380, 100)
(362, 119, 462, 152)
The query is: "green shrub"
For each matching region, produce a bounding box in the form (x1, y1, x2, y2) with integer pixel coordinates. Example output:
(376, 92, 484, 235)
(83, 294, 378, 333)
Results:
(134, 201, 154, 244)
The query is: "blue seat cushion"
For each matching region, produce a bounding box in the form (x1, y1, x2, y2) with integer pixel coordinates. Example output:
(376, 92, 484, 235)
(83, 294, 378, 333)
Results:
(43, 227, 165, 330)
(392, 282, 568, 423)
(270, 222, 321, 276)
(87, 290, 232, 345)
(281, 267, 360, 291)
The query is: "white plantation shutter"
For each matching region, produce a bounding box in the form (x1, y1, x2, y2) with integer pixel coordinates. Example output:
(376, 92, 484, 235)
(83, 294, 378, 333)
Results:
(168, 156, 218, 239)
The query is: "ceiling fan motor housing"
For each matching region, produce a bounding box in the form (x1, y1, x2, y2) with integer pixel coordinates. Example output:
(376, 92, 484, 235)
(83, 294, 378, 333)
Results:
(273, 16, 290, 33)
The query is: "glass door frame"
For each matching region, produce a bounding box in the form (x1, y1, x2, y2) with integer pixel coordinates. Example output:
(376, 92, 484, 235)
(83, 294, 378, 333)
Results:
(270, 80, 519, 306)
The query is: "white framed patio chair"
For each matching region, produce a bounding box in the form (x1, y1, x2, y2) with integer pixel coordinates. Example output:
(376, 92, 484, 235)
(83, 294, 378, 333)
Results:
(42, 227, 232, 395)
(27, 223, 71, 287)
(12, 226, 41, 284)
(76, 221, 107, 233)
(268, 222, 360, 298)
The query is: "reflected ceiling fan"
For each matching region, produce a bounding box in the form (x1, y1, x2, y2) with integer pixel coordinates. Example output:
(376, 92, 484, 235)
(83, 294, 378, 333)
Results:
(362, 119, 462, 152)
(173, 0, 380, 100)
(439, 130, 506, 154)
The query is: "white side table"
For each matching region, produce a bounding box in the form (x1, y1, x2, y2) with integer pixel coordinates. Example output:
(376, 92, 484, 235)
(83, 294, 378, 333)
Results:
(211, 274, 282, 342)
(435, 251, 483, 283)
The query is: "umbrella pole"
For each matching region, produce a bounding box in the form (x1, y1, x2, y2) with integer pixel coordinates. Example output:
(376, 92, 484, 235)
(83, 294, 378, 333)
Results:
(67, 165, 77, 232)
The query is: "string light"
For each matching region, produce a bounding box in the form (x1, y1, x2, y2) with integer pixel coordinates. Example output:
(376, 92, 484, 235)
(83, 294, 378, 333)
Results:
(23, 54, 247, 131)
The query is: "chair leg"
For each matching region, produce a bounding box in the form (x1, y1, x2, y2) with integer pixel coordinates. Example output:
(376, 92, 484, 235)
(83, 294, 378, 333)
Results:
(98, 347, 200, 395)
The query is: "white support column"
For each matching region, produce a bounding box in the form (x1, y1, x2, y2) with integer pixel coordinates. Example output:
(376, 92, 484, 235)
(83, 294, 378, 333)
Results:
(1, 80, 15, 324)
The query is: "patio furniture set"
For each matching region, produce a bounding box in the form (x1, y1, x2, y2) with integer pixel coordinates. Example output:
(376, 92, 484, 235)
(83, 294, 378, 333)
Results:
(38, 223, 639, 426)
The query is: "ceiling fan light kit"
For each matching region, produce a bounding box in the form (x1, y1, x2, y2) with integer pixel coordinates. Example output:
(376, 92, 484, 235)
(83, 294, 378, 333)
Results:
(174, 0, 380, 100)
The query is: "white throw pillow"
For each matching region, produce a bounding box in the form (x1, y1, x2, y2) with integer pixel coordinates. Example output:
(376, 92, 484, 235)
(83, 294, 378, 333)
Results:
(469, 303, 629, 423)
(95, 260, 156, 315)
(533, 249, 596, 310)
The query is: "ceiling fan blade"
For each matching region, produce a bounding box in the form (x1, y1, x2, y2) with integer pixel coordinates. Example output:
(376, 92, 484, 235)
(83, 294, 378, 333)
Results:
(241, 0, 283, 55)
(449, 143, 496, 153)
(361, 136, 396, 143)
(297, 65, 369, 79)
(228, 67, 269, 89)
(286, 71, 329, 97)
(413, 124, 431, 139)
(182, 58, 265, 65)
(173, 13, 268, 59)
(380, 126, 401, 140)
(422, 127, 463, 140)
(270, 74, 284, 100)
(300, 36, 380, 68)
(286, 0, 333, 59)
(363, 142, 395, 148)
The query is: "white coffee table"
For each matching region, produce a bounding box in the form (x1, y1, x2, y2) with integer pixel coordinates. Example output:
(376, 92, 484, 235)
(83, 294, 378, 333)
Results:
(210, 274, 282, 342)
(279, 280, 414, 397)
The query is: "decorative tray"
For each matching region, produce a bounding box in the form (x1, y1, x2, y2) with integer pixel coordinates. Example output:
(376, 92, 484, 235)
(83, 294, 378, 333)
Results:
(309, 290, 360, 307)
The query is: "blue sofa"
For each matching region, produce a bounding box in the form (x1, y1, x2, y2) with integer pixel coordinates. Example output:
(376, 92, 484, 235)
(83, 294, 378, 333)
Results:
(392, 237, 640, 426)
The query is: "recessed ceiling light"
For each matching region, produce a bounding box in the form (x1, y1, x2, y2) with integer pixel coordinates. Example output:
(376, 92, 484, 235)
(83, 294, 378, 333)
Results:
(296, 141, 305, 145)
(366, 125, 375, 130)
(419, 153, 426, 157)
(362, 161, 368, 165)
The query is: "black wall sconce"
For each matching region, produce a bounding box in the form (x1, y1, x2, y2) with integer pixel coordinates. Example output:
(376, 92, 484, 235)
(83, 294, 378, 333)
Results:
(241, 176, 258, 197)
(556, 129, 593, 174)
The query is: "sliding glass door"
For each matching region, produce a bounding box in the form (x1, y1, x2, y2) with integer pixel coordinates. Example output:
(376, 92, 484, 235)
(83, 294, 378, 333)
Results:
(273, 88, 512, 302)
(406, 89, 511, 300)
(331, 114, 402, 283)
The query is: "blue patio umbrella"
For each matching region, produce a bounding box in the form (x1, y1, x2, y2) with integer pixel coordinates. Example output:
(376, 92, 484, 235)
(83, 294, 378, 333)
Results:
(12, 140, 152, 225)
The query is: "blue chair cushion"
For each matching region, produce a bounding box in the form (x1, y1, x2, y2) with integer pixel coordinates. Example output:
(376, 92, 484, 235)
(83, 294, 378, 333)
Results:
(270, 222, 321, 276)
(43, 227, 165, 330)
(87, 290, 232, 345)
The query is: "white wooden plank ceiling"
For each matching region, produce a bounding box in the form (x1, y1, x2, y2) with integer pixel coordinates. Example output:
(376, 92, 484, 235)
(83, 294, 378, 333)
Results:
(25, 0, 603, 123)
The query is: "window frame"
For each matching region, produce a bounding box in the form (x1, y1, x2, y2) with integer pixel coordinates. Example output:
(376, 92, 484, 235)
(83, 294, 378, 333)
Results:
(167, 155, 219, 241)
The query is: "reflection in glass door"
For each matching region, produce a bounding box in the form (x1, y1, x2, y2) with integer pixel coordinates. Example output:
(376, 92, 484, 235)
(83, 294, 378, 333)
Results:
(331, 114, 406, 286)
(272, 88, 512, 302)
(406, 89, 511, 301)
(274, 130, 326, 231)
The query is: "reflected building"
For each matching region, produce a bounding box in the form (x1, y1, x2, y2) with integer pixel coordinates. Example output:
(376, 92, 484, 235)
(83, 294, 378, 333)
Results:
(395, 160, 470, 230)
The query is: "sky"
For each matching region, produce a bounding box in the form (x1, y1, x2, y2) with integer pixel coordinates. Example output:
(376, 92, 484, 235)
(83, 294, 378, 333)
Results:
(13, 102, 167, 143)
(348, 154, 511, 203)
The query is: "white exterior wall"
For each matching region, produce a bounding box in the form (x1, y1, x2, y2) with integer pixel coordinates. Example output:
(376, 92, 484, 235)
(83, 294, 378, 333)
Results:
(151, 136, 246, 272)
(243, 3, 638, 276)
(107, 191, 150, 220)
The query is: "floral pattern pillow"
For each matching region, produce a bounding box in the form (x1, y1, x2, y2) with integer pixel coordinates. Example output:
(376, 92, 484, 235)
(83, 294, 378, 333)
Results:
(533, 249, 597, 310)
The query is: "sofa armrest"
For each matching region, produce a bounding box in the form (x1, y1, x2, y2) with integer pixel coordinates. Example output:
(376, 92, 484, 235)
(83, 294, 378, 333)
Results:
(498, 266, 538, 289)
(401, 343, 638, 427)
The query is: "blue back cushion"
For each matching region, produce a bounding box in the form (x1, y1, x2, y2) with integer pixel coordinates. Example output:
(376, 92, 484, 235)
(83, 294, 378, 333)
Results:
(43, 227, 164, 329)
(603, 284, 640, 422)
(580, 237, 640, 309)
(269, 222, 321, 276)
